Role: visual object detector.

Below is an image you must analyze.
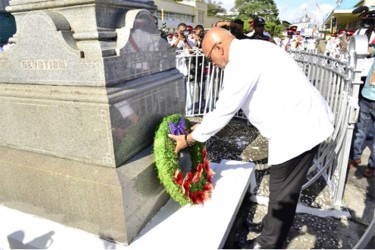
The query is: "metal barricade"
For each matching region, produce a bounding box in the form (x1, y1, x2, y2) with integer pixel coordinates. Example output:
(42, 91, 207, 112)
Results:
(179, 48, 246, 119)
(290, 51, 355, 207)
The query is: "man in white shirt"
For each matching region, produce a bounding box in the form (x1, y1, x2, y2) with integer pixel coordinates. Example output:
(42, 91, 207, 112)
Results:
(169, 27, 334, 248)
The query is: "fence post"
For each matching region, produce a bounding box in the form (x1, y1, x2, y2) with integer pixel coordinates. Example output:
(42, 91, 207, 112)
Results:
(333, 35, 369, 207)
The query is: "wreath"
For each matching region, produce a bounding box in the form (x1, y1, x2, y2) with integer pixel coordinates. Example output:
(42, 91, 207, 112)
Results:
(153, 113, 215, 206)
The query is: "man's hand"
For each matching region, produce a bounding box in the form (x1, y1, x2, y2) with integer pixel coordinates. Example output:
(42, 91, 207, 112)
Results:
(190, 123, 200, 131)
(168, 124, 200, 154)
(168, 134, 186, 154)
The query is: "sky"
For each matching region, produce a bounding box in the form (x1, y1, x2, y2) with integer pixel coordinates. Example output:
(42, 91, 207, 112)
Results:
(220, 0, 339, 24)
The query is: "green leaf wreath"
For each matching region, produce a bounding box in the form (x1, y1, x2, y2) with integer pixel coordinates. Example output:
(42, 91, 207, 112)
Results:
(153, 113, 215, 206)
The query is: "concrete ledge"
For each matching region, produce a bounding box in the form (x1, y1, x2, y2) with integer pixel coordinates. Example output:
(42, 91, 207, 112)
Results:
(0, 160, 254, 249)
(129, 160, 255, 249)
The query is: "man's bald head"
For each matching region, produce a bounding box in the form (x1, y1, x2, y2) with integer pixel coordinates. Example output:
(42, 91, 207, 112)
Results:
(202, 27, 233, 53)
(202, 27, 235, 68)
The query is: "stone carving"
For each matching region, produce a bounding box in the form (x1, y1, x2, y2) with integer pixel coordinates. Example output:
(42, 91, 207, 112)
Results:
(0, 10, 103, 85)
(107, 9, 175, 85)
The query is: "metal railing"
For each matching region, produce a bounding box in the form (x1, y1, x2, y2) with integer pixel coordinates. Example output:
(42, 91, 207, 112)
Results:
(178, 48, 246, 119)
(290, 51, 354, 206)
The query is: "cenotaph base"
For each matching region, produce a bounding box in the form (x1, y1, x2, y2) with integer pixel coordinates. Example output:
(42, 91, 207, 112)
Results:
(0, 0, 184, 244)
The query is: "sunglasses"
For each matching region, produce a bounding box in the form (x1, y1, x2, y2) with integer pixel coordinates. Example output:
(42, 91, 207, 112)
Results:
(206, 42, 222, 63)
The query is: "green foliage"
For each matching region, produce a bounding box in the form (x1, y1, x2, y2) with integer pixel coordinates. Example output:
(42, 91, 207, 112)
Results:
(206, 0, 227, 16)
(153, 114, 205, 206)
(265, 22, 285, 37)
(234, 0, 279, 22)
(232, 0, 285, 37)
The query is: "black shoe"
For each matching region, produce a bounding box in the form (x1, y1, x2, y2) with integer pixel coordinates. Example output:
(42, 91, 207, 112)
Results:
(238, 239, 263, 249)
(243, 220, 263, 233)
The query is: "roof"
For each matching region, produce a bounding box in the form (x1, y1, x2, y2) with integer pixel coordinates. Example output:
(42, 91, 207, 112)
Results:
(323, 0, 375, 30)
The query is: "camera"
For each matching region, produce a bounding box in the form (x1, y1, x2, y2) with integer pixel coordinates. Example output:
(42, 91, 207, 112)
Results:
(180, 30, 190, 37)
(362, 13, 375, 28)
(352, 6, 375, 28)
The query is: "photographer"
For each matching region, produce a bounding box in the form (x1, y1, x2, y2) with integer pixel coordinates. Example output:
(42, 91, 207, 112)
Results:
(169, 23, 195, 114)
(188, 25, 207, 112)
(169, 23, 192, 50)
(188, 25, 205, 49)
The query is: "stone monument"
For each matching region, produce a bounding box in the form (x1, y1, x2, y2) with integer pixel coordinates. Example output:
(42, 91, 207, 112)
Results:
(0, 0, 184, 244)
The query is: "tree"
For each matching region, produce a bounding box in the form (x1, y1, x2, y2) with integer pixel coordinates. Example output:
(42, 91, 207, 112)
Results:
(206, 0, 227, 16)
(232, 0, 284, 37)
(234, 0, 279, 22)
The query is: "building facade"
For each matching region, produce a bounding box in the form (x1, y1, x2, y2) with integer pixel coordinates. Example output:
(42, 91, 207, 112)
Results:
(153, 0, 221, 30)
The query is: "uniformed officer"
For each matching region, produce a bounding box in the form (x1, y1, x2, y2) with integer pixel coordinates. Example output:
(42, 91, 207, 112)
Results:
(248, 17, 276, 44)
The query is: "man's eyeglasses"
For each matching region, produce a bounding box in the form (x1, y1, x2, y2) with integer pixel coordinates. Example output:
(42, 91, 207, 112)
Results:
(206, 42, 221, 63)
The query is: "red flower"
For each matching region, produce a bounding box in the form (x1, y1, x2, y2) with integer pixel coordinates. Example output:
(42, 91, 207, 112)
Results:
(182, 180, 190, 196)
(202, 148, 207, 160)
(185, 172, 193, 182)
(192, 171, 201, 183)
(196, 191, 205, 204)
(174, 170, 183, 185)
(206, 174, 213, 184)
(197, 163, 203, 173)
(203, 160, 210, 172)
(203, 183, 213, 192)
(192, 163, 203, 183)
(190, 192, 198, 204)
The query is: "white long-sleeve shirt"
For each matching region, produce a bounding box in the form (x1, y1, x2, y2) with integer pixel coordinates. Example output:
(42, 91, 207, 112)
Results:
(192, 39, 334, 165)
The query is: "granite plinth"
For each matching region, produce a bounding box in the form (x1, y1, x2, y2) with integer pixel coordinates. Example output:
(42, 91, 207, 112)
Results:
(0, 145, 169, 244)
(0, 70, 184, 167)
(0, 0, 184, 244)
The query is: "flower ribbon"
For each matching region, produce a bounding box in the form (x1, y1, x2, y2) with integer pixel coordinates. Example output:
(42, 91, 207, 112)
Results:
(168, 118, 188, 135)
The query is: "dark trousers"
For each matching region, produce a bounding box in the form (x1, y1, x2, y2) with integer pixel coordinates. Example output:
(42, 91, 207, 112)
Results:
(256, 145, 319, 249)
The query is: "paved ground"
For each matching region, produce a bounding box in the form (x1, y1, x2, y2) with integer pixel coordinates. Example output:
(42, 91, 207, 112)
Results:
(202, 118, 375, 249)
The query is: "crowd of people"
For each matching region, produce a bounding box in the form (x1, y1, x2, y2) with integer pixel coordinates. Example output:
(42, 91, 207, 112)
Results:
(163, 18, 314, 52)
